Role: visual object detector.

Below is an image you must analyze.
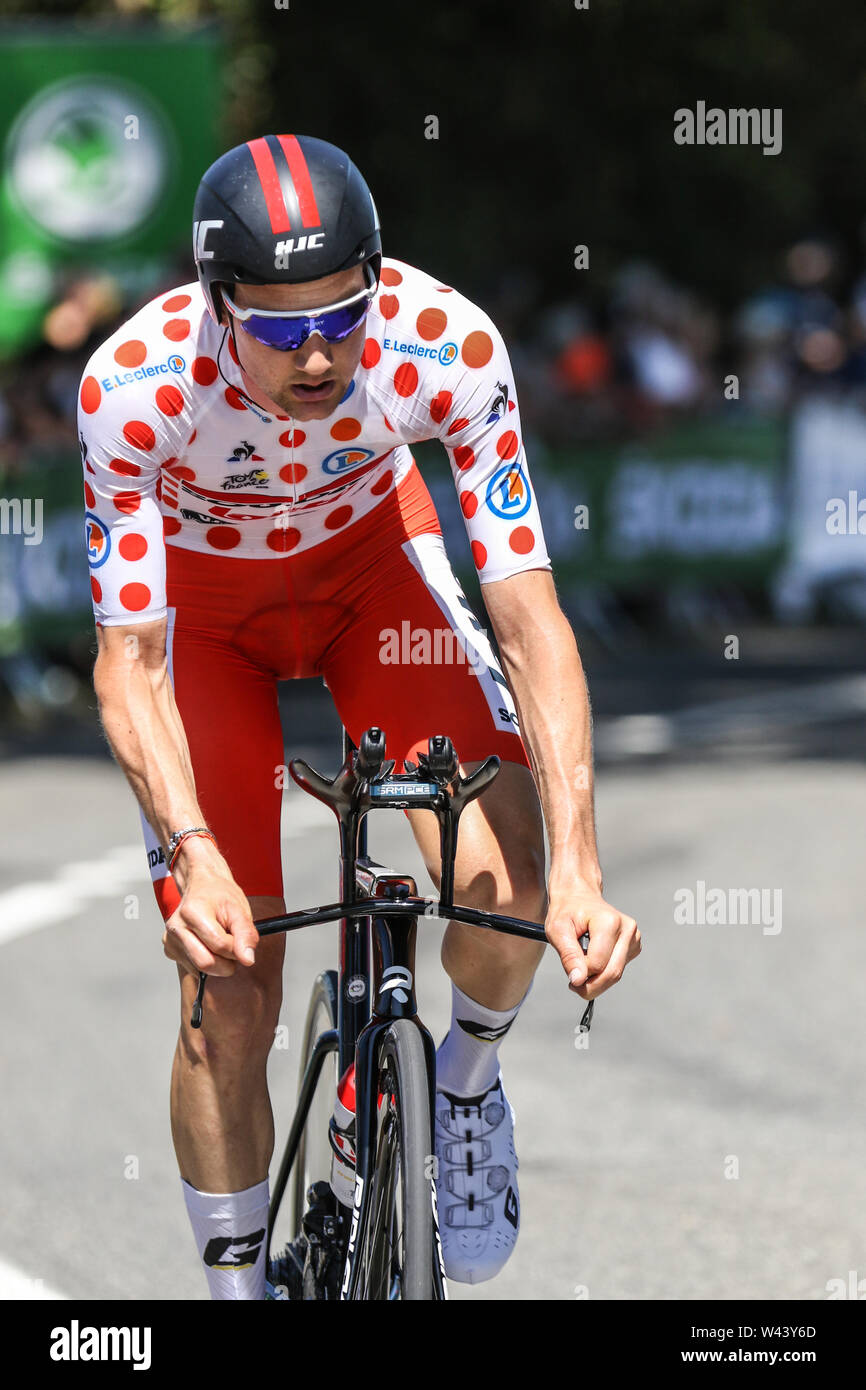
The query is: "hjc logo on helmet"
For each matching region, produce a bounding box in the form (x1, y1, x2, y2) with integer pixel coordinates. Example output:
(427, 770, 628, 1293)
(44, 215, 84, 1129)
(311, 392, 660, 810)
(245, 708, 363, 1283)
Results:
(274, 232, 325, 270)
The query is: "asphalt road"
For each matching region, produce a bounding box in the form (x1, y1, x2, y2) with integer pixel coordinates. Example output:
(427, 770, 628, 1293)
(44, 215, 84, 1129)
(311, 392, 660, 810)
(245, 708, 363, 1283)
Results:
(1, 682, 864, 1302)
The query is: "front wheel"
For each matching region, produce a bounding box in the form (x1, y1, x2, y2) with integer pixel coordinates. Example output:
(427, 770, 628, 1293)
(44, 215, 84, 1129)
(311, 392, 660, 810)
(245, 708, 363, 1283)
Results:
(354, 1019, 436, 1300)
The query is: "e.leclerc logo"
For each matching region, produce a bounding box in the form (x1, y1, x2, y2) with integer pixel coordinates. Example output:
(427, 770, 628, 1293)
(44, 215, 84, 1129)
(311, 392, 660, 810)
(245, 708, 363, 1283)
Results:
(101, 355, 186, 392)
(85, 513, 111, 567)
(321, 446, 375, 475)
(486, 464, 531, 519)
(381, 336, 459, 366)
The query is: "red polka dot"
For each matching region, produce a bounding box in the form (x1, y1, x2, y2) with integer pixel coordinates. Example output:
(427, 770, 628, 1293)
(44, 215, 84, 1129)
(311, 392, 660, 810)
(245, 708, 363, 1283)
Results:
(192, 356, 218, 385)
(496, 430, 519, 460)
(162, 294, 191, 312)
(227, 334, 239, 365)
(436, 285, 453, 293)
(84, 482, 95, 508)
(279, 463, 307, 482)
(114, 340, 146, 368)
(394, 362, 418, 397)
(109, 458, 141, 477)
(509, 527, 535, 554)
(330, 417, 361, 441)
(120, 582, 151, 612)
(447, 417, 470, 436)
(80, 376, 101, 414)
(279, 429, 306, 447)
(206, 527, 241, 550)
(188, 430, 197, 444)
(163, 516, 182, 537)
(163, 319, 190, 341)
(361, 338, 381, 368)
(325, 506, 353, 530)
(383, 414, 395, 432)
(508, 400, 516, 412)
(156, 384, 184, 416)
(430, 390, 452, 424)
(119, 532, 147, 561)
(380, 267, 403, 286)
(162, 489, 177, 509)
(453, 445, 475, 471)
(462, 331, 494, 368)
(460, 492, 478, 518)
(164, 464, 196, 481)
(114, 491, 141, 515)
(225, 386, 246, 410)
(90, 577, 102, 602)
(85, 461, 95, 475)
(370, 470, 393, 495)
(471, 541, 488, 570)
(123, 421, 155, 451)
(267, 527, 301, 552)
(379, 294, 399, 320)
(417, 307, 448, 341)
(155, 478, 161, 501)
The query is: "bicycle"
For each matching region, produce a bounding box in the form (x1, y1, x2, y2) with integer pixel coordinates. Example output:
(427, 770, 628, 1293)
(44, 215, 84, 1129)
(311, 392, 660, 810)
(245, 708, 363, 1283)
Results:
(189, 725, 594, 1300)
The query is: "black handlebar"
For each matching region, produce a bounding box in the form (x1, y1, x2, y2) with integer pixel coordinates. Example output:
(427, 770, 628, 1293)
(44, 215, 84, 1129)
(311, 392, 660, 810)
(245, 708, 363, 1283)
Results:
(189, 728, 594, 1035)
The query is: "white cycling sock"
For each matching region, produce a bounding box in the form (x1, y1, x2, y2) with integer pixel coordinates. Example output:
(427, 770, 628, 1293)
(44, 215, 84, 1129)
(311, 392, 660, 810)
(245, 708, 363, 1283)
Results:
(182, 1176, 270, 1301)
(435, 980, 531, 1099)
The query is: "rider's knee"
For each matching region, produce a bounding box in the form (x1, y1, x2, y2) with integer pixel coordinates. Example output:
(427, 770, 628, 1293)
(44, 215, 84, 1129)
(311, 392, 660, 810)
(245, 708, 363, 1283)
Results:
(179, 943, 284, 1066)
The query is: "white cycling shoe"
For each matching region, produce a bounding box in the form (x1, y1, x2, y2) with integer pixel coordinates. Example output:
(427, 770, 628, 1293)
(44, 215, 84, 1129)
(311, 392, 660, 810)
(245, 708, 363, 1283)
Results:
(433, 1071, 520, 1283)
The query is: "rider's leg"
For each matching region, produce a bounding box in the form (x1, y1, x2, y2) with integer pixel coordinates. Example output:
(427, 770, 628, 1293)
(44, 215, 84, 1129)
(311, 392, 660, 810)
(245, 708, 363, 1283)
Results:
(406, 760, 547, 1096)
(172, 894, 286, 1301)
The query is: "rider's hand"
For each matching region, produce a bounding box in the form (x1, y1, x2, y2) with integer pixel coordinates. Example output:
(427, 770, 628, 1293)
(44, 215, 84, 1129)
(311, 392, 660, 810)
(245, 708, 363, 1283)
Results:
(544, 884, 641, 1000)
(161, 838, 259, 977)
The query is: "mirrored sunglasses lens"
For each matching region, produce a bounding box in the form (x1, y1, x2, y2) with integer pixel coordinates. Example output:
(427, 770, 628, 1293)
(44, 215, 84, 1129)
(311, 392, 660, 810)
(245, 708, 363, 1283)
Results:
(314, 296, 372, 342)
(241, 315, 308, 351)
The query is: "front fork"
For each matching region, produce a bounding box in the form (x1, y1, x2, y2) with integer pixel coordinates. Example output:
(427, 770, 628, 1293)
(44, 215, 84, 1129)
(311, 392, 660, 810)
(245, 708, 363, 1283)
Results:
(339, 906, 447, 1300)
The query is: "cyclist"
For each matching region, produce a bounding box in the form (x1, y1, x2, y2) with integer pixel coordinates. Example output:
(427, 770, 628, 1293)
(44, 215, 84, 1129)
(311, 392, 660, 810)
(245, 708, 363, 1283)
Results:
(79, 134, 640, 1298)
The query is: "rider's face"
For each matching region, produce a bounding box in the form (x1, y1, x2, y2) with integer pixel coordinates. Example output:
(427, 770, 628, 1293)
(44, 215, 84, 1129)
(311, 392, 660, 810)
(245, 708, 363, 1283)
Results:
(221, 265, 369, 421)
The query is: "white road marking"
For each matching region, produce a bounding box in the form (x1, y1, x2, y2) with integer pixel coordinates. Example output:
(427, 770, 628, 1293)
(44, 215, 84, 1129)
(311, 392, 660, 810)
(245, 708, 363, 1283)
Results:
(0, 797, 331, 948)
(0, 1255, 67, 1299)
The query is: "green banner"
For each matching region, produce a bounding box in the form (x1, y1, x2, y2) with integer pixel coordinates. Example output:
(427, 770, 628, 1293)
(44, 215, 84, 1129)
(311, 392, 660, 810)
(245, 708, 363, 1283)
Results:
(0, 22, 223, 359)
(421, 413, 788, 590)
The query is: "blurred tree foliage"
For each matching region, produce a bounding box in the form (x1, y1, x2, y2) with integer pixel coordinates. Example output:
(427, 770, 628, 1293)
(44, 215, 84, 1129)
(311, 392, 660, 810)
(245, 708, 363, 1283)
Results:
(1, 0, 864, 310)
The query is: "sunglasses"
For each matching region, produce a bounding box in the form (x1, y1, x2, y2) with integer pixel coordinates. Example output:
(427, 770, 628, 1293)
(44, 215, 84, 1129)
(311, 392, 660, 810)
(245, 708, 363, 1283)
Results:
(222, 267, 377, 352)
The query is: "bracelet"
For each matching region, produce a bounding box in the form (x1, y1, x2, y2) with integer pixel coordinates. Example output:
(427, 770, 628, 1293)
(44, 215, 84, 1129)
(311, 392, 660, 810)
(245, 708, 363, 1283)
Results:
(166, 826, 216, 873)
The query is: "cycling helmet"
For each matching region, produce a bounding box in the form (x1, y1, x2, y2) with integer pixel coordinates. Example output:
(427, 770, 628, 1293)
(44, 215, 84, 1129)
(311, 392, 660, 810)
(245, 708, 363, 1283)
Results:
(193, 133, 381, 324)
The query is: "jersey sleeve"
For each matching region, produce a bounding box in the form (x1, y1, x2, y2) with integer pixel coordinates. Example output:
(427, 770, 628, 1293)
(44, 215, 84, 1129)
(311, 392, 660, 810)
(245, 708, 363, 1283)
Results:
(436, 312, 552, 584)
(78, 355, 188, 627)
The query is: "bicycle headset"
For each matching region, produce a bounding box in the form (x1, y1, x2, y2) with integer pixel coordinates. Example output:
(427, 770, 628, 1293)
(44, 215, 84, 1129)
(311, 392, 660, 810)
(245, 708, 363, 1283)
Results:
(192, 133, 383, 327)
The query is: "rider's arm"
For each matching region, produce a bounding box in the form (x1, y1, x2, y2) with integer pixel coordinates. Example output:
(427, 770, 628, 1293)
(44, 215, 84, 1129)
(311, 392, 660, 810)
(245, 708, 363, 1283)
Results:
(92, 618, 231, 896)
(480, 568, 602, 896)
(435, 310, 601, 893)
(79, 343, 256, 968)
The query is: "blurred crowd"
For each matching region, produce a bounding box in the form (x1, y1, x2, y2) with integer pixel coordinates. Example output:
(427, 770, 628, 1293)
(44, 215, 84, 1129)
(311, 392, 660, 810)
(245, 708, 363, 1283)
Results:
(3, 237, 866, 472)
(492, 237, 866, 445)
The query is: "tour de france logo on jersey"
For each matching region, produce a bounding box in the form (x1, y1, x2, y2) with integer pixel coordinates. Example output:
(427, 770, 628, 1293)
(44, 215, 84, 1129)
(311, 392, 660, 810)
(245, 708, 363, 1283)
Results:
(85, 513, 111, 567)
(486, 464, 531, 520)
(321, 446, 375, 474)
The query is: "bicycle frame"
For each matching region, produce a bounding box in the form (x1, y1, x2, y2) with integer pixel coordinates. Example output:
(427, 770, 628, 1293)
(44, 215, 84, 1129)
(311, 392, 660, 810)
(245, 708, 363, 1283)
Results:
(190, 724, 593, 1299)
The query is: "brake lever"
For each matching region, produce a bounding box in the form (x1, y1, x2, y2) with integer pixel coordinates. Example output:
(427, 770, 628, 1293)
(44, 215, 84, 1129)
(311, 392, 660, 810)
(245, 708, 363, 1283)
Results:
(576, 930, 594, 1033)
(191, 971, 207, 1028)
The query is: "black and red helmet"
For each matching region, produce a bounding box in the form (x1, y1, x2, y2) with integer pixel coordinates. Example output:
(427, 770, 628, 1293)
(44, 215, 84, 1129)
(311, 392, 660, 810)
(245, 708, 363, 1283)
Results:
(192, 133, 381, 324)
